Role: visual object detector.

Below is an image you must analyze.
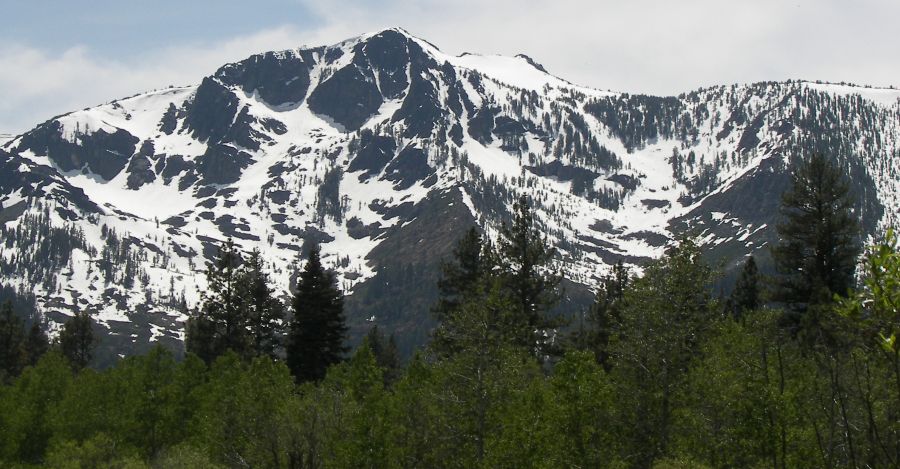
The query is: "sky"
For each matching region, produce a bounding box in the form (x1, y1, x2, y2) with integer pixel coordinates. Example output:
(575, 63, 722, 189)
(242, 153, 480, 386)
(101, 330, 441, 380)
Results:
(2, 0, 898, 134)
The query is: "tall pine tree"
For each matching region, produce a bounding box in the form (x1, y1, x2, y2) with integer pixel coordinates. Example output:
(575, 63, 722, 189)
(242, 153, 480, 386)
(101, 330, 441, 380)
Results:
(433, 227, 490, 322)
(432, 227, 493, 356)
(186, 239, 250, 363)
(771, 153, 860, 338)
(241, 249, 285, 359)
(0, 301, 25, 380)
(59, 311, 95, 370)
(498, 195, 561, 351)
(366, 325, 401, 385)
(22, 322, 49, 368)
(584, 261, 629, 370)
(729, 255, 761, 319)
(287, 245, 347, 382)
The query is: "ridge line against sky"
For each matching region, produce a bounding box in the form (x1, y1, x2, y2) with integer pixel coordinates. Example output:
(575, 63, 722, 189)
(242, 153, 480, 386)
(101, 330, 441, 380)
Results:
(1, 0, 898, 134)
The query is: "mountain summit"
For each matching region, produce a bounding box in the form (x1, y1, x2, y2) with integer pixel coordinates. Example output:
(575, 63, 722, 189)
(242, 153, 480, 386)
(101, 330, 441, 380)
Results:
(1, 29, 899, 360)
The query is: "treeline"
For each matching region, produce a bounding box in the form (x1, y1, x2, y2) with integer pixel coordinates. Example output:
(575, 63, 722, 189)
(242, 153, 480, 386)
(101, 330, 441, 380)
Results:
(1, 153, 899, 468)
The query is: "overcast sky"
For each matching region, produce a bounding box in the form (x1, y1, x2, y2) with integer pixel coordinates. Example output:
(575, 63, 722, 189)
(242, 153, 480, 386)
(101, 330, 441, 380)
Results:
(2, 0, 898, 134)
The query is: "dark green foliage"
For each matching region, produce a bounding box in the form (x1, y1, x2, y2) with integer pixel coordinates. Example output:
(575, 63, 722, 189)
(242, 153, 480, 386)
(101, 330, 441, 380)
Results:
(433, 227, 489, 322)
(186, 241, 285, 364)
(59, 311, 96, 370)
(0, 301, 25, 380)
(577, 261, 629, 370)
(366, 325, 400, 385)
(497, 195, 561, 351)
(23, 321, 49, 368)
(0, 351, 73, 463)
(243, 249, 285, 359)
(431, 227, 492, 356)
(3, 224, 899, 468)
(184, 311, 219, 365)
(287, 245, 347, 382)
(610, 238, 719, 467)
(772, 153, 861, 341)
(432, 205, 562, 359)
(729, 255, 761, 318)
(186, 239, 247, 363)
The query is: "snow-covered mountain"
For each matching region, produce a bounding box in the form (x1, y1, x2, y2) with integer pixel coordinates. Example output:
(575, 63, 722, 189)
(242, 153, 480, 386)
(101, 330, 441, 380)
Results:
(2, 28, 899, 360)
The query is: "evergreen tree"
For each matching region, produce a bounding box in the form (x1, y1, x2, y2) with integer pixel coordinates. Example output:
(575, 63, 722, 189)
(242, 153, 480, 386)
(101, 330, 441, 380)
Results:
(0, 301, 25, 380)
(186, 239, 250, 363)
(22, 322, 49, 368)
(433, 227, 490, 322)
(432, 227, 492, 356)
(59, 311, 95, 370)
(584, 261, 629, 370)
(241, 249, 285, 359)
(366, 325, 401, 384)
(184, 313, 219, 365)
(771, 153, 860, 339)
(497, 195, 561, 351)
(729, 255, 761, 319)
(287, 245, 347, 382)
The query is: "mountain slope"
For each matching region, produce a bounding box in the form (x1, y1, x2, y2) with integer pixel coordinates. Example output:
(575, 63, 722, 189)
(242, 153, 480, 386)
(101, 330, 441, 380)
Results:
(2, 28, 899, 360)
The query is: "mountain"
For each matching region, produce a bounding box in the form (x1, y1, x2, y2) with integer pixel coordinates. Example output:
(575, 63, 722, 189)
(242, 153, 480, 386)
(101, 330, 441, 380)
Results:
(1, 28, 899, 362)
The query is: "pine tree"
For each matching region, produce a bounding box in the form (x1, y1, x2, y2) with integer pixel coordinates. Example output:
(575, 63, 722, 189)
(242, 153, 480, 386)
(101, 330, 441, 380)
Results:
(0, 301, 25, 379)
(498, 194, 561, 351)
(22, 322, 49, 368)
(59, 311, 95, 370)
(730, 255, 761, 319)
(433, 227, 490, 322)
(241, 249, 285, 359)
(432, 227, 492, 356)
(186, 239, 250, 363)
(366, 325, 401, 385)
(287, 245, 347, 382)
(585, 261, 629, 370)
(771, 153, 860, 338)
(185, 313, 219, 365)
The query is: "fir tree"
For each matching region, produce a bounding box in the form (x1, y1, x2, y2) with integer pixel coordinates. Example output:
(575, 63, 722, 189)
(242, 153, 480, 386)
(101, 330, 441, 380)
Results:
(771, 153, 860, 338)
(22, 322, 49, 368)
(434, 227, 490, 322)
(59, 311, 95, 370)
(186, 239, 250, 363)
(366, 325, 401, 384)
(585, 261, 629, 370)
(287, 245, 347, 382)
(241, 249, 285, 359)
(0, 301, 25, 379)
(497, 194, 561, 351)
(730, 255, 761, 319)
(184, 313, 219, 365)
(432, 227, 492, 356)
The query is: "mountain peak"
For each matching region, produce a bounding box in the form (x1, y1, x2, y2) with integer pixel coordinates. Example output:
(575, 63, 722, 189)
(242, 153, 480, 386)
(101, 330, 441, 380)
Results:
(3, 28, 899, 363)
(353, 26, 439, 51)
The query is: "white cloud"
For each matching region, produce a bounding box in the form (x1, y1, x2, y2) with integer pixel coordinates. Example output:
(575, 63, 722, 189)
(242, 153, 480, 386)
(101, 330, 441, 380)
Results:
(296, 0, 900, 93)
(0, 26, 316, 133)
(2, 0, 898, 133)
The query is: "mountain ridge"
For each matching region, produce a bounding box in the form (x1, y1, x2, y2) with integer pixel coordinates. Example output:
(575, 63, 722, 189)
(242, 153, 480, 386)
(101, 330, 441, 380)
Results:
(1, 27, 898, 362)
